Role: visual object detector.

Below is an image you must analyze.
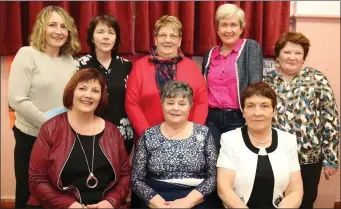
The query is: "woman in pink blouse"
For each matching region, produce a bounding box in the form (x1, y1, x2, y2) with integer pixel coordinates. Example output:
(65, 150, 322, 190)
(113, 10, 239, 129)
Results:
(202, 3, 263, 151)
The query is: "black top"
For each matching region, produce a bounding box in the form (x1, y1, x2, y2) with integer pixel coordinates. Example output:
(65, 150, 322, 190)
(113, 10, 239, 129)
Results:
(78, 53, 134, 154)
(242, 126, 277, 209)
(61, 128, 115, 205)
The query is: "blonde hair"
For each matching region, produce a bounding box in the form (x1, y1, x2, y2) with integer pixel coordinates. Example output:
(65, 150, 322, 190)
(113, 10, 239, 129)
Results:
(29, 5, 80, 56)
(154, 15, 182, 36)
(215, 3, 246, 29)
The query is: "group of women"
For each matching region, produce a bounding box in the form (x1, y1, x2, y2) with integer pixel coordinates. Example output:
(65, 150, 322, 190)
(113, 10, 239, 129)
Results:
(7, 3, 339, 209)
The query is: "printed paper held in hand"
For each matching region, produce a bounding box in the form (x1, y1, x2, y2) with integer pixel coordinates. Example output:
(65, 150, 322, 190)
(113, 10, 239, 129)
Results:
(43, 107, 68, 120)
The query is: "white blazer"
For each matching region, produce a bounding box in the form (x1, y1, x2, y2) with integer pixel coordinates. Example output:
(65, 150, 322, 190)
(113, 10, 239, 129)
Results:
(217, 127, 300, 208)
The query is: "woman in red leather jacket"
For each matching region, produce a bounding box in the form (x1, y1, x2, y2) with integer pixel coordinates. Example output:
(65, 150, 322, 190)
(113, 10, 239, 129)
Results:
(28, 68, 131, 208)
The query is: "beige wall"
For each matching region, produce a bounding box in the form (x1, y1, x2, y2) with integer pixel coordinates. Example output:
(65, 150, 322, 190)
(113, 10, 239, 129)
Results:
(1, 57, 16, 199)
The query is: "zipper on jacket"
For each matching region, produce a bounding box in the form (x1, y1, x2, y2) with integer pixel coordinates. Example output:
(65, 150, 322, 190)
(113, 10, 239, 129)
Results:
(56, 138, 83, 205)
(99, 143, 117, 197)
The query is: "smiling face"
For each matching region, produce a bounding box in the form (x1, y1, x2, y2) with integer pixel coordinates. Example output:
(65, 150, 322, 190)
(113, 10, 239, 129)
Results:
(217, 15, 243, 48)
(277, 41, 305, 77)
(162, 96, 191, 126)
(154, 24, 182, 59)
(93, 22, 116, 54)
(72, 80, 102, 114)
(243, 95, 275, 133)
(44, 11, 68, 52)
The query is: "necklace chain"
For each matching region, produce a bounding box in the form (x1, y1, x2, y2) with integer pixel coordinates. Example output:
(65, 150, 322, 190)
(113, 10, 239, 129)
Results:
(75, 132, 95, 175)
(74, 120, 98, 188)
(221, 53, 231, 72)
(248, 129, 272, 144)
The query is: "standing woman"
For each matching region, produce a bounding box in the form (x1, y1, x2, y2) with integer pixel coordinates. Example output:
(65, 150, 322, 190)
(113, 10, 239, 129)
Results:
(126, 15, 208, 142)
(202, 3, 263, 150)
(8, 5, 80, 208)
(264, 32, 340, 209)
(78, 15, 134, 154)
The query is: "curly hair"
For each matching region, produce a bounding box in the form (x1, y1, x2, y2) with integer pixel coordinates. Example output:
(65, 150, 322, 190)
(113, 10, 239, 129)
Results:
(154, 15, 182, 37)
(160, 81, 193, 105)
(29, 5, 81, 56)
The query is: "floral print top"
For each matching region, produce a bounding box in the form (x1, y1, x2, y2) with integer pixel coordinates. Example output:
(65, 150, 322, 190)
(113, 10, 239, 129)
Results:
(131, 123, 217, 202)
(78, 54, 134, 153)
(264, 66, 339, 167)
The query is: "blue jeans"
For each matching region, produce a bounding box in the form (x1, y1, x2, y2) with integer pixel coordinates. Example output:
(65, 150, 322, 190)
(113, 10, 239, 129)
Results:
(206, 107, 245, 151)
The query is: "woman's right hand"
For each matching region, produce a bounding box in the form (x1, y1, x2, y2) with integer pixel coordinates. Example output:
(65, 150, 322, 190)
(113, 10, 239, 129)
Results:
(69, 201, 86, 208)
(148, 195, 169, 208)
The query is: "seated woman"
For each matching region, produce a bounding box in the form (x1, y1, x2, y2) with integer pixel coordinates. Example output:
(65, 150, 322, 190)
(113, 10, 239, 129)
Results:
(217, 82, 303, 208)
(28, 69, 131, 208)
(131, 81, 217, 209)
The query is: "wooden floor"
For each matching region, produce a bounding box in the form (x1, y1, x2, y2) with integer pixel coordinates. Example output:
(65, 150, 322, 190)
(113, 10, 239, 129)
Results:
(0, 200, 14, 209)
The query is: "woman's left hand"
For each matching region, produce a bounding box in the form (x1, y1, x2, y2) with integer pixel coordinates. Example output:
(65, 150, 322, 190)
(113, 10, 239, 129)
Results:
(86, 200, 113, 208)
(165, 197, 194, 208)
(324, 166, 338, 180)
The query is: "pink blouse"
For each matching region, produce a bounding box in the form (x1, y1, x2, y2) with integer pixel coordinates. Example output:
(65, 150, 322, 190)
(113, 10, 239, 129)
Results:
(207, 38, 244, 109)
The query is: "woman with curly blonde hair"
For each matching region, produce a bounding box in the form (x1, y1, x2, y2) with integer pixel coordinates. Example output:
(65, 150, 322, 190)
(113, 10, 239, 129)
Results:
(8, 5, 80, 208)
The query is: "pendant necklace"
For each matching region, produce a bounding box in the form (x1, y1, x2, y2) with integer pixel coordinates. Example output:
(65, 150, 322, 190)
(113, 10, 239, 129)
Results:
(75, 121, 98, 189)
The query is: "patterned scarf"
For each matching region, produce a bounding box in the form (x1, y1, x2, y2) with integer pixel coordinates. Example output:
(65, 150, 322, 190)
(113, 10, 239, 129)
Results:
(148, 45, 184, 90)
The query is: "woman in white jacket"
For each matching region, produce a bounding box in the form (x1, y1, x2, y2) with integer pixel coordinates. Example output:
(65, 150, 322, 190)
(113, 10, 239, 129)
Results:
(217, 82, 303, 208)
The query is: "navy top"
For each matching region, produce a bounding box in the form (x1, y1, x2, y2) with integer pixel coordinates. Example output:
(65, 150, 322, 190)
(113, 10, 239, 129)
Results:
(131, 123, 217, 202)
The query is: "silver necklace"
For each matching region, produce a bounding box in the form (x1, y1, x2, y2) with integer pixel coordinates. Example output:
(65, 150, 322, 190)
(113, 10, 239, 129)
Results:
(248, 129, 272, 144)
(220, 48, 231, 72)
(221, 54, 231, 72)
(75, 123, 98, 189)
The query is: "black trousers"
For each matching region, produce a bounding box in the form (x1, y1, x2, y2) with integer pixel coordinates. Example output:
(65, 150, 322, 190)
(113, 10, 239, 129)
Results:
(300, 161, 322, 209)
(13, 126, 37, 208)
(205, 107, 245, 209)
(206, 107, 245, 151)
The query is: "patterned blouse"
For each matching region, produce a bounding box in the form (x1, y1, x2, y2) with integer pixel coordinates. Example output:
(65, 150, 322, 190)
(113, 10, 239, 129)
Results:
(131, 123, 217, 202)
(78, 54, 134, 153)
(264, 67, 339, 167)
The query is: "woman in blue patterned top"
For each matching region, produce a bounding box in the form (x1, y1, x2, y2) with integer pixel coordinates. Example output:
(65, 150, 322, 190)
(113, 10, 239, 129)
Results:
(264, 32, 339, 209)
(131, 81, 217, 208)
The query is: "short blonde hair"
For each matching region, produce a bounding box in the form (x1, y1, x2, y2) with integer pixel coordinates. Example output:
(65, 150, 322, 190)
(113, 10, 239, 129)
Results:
(154, 15, 182, 37)
(29, 6, 80, 56)
(215, 3, 246, 29)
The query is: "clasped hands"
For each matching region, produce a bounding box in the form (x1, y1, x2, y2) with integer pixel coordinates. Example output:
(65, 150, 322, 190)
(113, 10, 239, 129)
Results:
(149, 195, 196, 208)
(69, 200, 113, 208)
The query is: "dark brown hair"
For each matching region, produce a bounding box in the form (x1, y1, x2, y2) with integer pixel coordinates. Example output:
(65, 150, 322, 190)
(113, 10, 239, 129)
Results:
(63, 68, 108, 115)
(275, 32, 310, 60)
(241, 82, 277, 110)
(87, 15, 120, 55)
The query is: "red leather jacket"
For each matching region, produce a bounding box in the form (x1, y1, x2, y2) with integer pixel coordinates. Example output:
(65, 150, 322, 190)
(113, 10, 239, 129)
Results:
(28, 113, 131, 208)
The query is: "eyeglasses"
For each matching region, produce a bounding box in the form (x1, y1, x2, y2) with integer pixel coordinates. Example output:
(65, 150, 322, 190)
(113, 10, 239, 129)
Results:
(157, 33, 180, 41)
